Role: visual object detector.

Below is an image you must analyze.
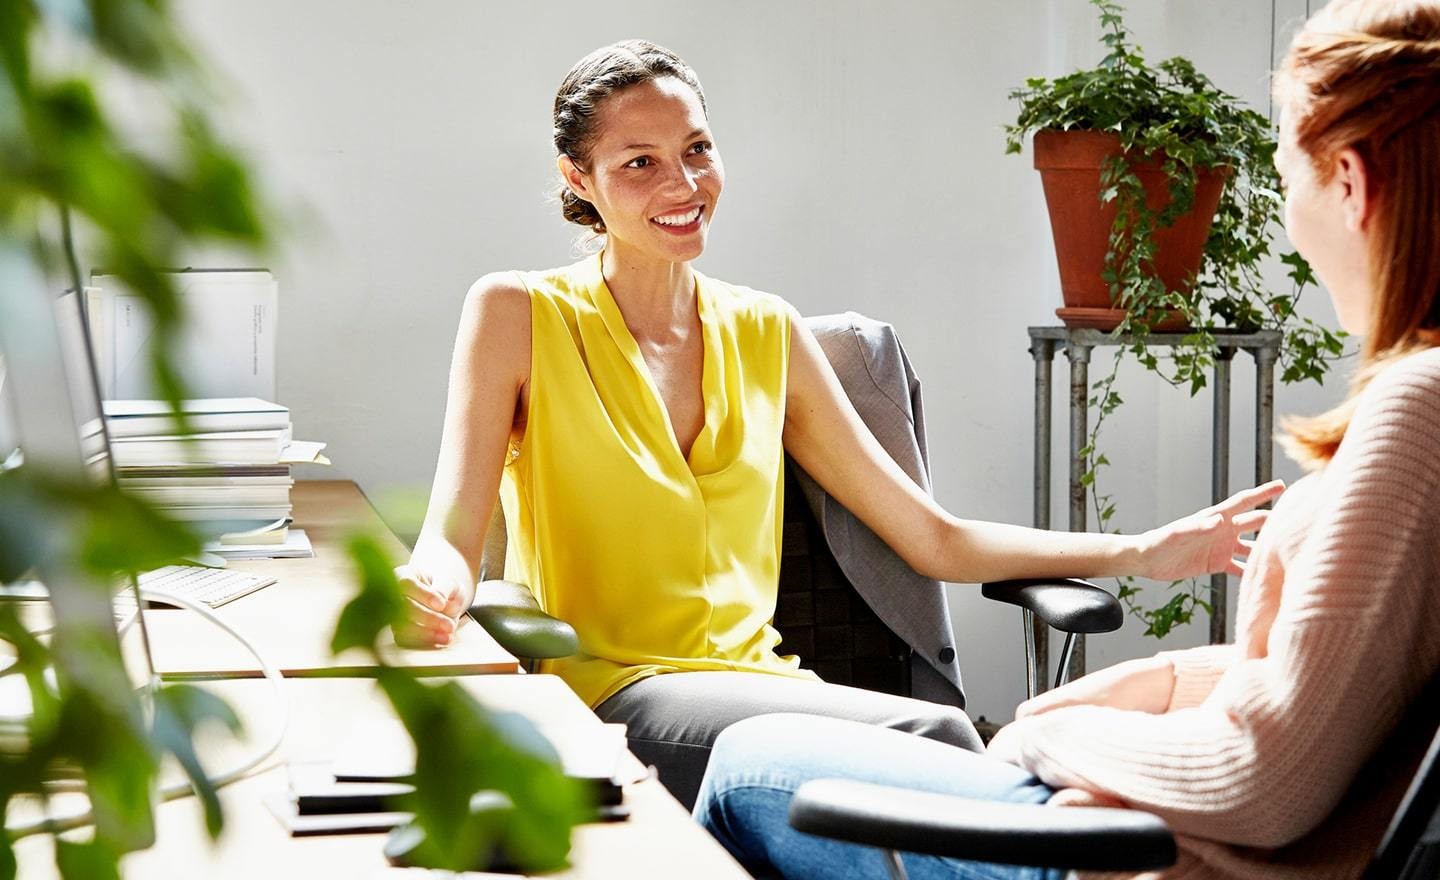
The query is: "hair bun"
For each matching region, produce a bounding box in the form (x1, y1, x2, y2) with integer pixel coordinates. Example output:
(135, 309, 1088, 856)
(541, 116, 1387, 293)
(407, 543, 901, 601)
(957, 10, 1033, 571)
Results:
(559, 187, 605, 234)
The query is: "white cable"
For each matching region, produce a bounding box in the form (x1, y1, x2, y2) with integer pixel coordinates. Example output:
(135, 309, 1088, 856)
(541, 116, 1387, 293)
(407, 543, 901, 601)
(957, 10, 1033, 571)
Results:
(6, 587, 290, 838)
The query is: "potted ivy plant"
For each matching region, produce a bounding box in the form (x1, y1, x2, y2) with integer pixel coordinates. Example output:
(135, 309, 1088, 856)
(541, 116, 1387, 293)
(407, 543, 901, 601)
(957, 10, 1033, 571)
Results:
(1005, 0, 1346, 637)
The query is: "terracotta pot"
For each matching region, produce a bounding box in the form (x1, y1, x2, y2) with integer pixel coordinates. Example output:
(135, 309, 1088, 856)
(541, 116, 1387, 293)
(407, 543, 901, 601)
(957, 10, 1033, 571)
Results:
(1033, 129, 1227, 330)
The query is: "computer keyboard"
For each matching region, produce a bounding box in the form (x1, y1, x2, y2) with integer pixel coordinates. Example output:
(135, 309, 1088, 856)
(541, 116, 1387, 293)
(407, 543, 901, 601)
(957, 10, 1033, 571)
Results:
(137, 565, 277, 609)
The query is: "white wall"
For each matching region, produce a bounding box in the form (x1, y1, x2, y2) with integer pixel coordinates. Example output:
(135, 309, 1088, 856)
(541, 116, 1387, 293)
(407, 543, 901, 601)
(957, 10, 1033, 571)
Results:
(171, 0, 1347, 722)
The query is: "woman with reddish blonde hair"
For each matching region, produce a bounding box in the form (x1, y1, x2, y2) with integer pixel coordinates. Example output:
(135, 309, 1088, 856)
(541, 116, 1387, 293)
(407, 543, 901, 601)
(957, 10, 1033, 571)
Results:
(1277, 0, 1440, 463)
(693, 2, 1440, 877)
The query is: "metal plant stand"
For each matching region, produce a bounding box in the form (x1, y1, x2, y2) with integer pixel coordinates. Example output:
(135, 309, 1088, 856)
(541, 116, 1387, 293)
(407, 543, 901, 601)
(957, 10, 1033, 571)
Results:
(1025, 326, 1281, 693)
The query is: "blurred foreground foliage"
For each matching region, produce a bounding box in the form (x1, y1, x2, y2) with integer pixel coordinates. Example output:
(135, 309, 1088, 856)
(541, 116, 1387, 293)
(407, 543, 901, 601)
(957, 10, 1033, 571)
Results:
(0, 2, 584, 875)
(336, 535, 591, 872)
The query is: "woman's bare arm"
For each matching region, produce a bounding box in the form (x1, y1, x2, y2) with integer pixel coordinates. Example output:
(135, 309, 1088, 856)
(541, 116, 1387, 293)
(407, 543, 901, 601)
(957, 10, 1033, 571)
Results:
(781, 310, 1279, 585)
(394, 272, 530, 647)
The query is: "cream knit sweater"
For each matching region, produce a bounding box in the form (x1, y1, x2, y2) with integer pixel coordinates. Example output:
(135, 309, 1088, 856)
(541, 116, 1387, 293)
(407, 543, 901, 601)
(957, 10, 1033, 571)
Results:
(997, 347, 1440, 879)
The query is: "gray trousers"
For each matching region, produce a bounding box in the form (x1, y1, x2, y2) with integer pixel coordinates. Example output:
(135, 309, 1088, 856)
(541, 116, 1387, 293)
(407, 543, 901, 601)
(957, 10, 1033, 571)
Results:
(593, 671, 983, 810)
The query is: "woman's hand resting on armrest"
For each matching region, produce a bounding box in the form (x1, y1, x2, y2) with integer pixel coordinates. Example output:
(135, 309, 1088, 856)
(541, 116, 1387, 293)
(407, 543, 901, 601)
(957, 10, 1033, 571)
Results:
(393, 538, 476, 648)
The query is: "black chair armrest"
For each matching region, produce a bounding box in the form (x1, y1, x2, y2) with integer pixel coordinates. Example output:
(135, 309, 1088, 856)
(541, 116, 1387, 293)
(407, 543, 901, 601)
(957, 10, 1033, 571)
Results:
(981, 578, 1123, 634)
(467, 579, 579, 660)
(788, 779, 1175, 872)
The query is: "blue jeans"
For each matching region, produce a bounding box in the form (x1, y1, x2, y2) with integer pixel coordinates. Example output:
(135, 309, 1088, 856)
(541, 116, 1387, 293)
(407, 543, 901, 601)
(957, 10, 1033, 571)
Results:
(693, 714, 1063, 880)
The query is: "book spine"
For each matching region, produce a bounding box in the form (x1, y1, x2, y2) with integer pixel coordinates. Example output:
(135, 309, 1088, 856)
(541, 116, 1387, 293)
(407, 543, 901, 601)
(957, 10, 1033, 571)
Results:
(106, 413, 290, 438)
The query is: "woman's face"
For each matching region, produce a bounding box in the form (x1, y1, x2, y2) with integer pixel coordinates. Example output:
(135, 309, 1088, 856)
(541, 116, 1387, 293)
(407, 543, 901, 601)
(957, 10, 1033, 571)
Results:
(563, 76, 722, 264)
(1275, 110, 1374, 336)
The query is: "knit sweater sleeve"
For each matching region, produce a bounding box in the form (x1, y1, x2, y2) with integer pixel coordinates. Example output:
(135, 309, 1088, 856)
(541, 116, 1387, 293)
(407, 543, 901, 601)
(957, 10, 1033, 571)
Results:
(996, 353, 1440, 849)
(1157, 643, 1239, 712)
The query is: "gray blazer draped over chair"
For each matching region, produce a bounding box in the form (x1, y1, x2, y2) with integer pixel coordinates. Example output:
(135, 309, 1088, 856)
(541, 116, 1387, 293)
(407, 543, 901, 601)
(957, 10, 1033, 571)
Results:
(796, 313, 966, 707)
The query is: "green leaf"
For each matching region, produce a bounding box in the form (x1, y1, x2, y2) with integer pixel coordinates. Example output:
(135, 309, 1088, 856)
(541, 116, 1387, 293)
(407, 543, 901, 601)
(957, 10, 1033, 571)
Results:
(1280, 250, 1317, 287)
(0, 472, 50, 582)
(0, 470, 202, 580)
(376, 671, 587, 872)
(76, 486, 202, 573)
(0, 833, 14, 880)
(0, 1, 35, 95)
(150, 684, 244, 838)
(331, 534, 406, 655)
(86, 0, 177, 74)
(55, 840, 121, 880)
(55, 679, 157, 854)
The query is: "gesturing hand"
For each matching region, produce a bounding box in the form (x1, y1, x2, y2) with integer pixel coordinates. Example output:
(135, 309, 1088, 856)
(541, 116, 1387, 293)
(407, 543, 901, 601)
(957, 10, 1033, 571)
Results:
(1137, 479, 1285, 581)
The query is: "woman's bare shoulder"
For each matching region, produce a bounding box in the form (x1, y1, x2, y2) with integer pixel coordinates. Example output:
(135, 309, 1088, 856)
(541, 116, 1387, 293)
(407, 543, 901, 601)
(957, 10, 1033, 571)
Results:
(453, 272, 531, 382)
(463, 271, 531, 323)
(459, 272, 530, 341)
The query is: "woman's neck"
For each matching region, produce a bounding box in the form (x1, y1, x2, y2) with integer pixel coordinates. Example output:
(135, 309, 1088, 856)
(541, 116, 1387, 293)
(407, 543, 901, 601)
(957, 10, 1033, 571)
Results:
(600, 242, 696, 342)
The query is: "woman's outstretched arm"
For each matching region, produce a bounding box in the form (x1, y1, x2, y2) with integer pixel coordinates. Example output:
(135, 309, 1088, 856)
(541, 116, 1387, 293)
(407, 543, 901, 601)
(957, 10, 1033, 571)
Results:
(781, 310, 1281, 585)
(393, 272, 530, 648)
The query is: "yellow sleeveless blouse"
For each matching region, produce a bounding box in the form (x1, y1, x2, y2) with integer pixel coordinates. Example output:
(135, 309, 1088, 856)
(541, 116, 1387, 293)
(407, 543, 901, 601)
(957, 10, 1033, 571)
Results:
(498, 255, 817, 707)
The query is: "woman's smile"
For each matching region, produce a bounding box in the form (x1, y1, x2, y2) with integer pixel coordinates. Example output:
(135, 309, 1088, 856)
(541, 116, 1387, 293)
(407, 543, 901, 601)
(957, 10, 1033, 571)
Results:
(651, 204, 705, 234)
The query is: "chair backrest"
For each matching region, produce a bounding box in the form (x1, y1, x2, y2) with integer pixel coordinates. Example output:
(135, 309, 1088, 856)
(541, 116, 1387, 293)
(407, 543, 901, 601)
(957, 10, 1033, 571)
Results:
(1363, 668, 1440, 880)
(774, 457, 913, 696)
(479, 502, 508, 582)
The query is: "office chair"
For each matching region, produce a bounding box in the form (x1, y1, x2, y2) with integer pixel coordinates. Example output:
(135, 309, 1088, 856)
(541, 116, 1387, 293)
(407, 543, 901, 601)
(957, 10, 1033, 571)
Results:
(786, 656, 1440, 880)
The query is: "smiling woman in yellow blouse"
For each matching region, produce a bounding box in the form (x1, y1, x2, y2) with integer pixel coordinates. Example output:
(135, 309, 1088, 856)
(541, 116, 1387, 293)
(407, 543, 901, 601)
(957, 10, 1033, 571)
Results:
(395, 39, 1280, 808)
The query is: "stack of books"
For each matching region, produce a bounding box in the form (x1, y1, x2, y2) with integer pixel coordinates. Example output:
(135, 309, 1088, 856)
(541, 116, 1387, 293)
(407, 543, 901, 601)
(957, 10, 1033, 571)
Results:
(103, 398, 327, 558)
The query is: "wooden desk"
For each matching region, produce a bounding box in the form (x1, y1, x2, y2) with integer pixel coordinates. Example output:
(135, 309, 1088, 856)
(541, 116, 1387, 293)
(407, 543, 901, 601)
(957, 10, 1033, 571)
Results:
(145, 481, 519, 678)
(16, 480, 747, 878)
(15, 676, 749, 879)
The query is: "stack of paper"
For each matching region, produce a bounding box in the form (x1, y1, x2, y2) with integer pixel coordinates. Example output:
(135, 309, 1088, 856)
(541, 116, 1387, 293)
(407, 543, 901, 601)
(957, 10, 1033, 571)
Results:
(205, 528, 314, 560)
(105, 398, 327, 553)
